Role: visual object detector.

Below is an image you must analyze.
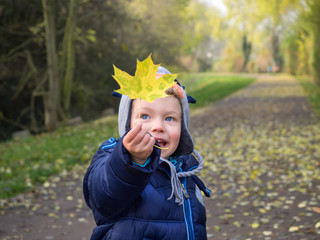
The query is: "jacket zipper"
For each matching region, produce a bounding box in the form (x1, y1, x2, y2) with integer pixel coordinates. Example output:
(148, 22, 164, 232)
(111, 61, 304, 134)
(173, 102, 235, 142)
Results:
(167, 157, 197, 240)
(183, 178, 195, 240)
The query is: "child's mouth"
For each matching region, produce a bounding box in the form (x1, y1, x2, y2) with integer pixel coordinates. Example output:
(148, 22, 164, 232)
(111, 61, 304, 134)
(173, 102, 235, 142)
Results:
(156, 139, 167, 148)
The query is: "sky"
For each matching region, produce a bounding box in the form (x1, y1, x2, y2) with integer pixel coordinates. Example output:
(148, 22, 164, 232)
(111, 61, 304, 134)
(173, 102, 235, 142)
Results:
(202, 0, 228, 14)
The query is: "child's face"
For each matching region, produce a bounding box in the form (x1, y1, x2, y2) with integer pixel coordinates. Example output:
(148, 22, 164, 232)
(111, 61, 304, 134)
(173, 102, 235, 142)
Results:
(130, 96, 182, 159)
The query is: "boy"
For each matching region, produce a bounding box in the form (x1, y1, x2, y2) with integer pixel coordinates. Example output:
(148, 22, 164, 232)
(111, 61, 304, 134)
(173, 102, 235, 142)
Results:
(83, 66, 210, 240)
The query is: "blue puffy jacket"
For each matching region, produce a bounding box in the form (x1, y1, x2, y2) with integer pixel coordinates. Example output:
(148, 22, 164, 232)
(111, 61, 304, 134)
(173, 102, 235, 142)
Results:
(83, 136, 209, 240)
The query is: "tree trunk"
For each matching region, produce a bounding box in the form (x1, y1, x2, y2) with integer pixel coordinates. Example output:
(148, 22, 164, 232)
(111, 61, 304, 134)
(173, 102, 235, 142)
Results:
(271, 31, 283, 70)
(61, 0, 77, 116)
(241, 35, 251, 72)
(312, 1, 320, 85)
(42, 0, 60, 131)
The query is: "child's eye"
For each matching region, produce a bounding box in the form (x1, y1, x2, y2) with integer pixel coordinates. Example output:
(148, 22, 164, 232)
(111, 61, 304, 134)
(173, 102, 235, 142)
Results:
(165, 117, 174, 122)
(141, 114, 150, 120)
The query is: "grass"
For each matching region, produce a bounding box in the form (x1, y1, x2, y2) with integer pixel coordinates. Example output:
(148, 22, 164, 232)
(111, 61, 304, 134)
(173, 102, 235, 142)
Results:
(0, 73, 256, 199)
(297, 76, 320, 118)
(0, 116, 118, 198)
(180, 73, 256, 109)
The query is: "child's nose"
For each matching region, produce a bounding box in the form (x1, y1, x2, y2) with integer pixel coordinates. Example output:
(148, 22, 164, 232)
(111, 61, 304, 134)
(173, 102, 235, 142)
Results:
(151, 119, 165, 132)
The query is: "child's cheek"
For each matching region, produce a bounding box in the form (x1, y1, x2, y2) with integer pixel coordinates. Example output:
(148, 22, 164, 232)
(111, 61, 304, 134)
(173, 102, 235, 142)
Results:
(130, 117, 140, 129)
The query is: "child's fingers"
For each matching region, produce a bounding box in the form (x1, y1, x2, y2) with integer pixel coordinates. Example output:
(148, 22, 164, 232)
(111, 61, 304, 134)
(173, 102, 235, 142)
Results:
(124, 123, 142, 142)
(140, 131, 156, 148)
(146, 135, 156, 150)
(135, 134, 155, 158)
(129, 125, 152, 145)
(124, 124, 155, 161)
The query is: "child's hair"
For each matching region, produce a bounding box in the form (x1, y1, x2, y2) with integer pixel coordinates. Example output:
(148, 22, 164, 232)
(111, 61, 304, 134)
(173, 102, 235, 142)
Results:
(165, 86, 183, 118)
(165, 83, 184, 99)
(165, 87, 180, 99)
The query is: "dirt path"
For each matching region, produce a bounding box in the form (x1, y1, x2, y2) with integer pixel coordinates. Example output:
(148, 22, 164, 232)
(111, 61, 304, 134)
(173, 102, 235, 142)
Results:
(190, 74, 320, 239)
(0, 165, 94, 240)
(1, 74, 319, 240)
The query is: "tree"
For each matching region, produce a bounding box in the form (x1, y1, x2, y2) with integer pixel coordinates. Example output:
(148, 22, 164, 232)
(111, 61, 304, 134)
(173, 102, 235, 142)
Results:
(125, 0, 194, 66)
(281, 0, 320, 84)
(42, 0, 80, 130)
(242, 35, 252, 71)
(306, 0, 320, 84)
(60, 0, 78, 116)
(0, 0, 232, 139)
(0, 0, 46, 139)
(42, 0, 60, 131)
(220, 0, 257, 72)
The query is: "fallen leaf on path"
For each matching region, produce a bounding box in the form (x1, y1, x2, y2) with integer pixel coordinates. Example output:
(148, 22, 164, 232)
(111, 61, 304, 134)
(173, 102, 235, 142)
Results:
(298, 201, 307, 208)
(251, 222, 259, 229)
(289, 226, 299, 232)
(263, 231, 272, 236)
(312, 207, 320, 214)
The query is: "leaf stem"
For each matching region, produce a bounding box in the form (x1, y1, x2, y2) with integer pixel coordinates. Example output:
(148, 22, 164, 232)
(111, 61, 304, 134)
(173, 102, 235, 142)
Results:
(138, 98, 141, 120)
(154, 145, 168, 150)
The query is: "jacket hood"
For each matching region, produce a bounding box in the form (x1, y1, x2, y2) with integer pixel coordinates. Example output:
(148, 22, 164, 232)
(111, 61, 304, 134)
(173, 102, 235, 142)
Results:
(118, 66, 194, 157)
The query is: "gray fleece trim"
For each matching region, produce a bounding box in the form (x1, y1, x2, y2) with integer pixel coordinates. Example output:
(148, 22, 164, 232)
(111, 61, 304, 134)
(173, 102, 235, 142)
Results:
(118, 95, 132, 137)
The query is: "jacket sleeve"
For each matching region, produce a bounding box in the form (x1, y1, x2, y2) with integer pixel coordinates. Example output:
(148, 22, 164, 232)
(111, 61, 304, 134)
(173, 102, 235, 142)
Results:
(83, 136, 160, 221)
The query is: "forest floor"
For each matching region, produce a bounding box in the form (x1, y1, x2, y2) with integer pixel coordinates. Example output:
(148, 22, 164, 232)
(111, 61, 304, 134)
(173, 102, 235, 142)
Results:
(1, 74, 320, 240)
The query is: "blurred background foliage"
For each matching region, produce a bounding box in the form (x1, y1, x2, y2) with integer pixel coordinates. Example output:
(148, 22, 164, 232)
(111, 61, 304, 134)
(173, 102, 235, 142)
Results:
(0, 0, 319, 140)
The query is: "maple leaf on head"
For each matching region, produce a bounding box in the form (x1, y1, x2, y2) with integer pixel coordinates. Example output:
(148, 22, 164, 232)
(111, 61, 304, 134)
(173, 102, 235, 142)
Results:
(112, 55, 178, 102)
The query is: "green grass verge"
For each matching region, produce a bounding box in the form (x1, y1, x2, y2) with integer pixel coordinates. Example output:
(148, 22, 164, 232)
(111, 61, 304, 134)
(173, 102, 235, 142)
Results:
(180, 73, 256, 109)
(297, 76, 320, 118)
(0, 116, 118, 198)
(0, 73, 256, 199)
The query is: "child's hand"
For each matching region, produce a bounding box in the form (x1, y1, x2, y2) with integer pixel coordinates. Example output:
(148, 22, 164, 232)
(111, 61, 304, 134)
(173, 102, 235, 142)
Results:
(123, 123, 155, 165)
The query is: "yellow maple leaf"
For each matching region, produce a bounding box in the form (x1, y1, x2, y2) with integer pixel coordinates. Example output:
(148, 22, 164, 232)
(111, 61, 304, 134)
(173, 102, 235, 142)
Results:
(112, 55, 178, 102)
